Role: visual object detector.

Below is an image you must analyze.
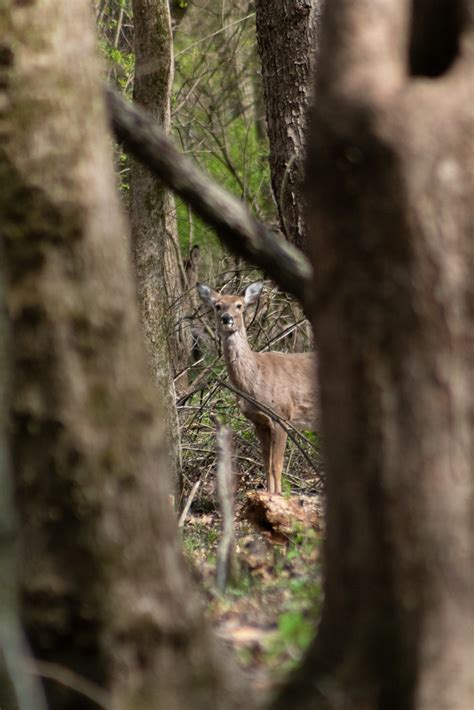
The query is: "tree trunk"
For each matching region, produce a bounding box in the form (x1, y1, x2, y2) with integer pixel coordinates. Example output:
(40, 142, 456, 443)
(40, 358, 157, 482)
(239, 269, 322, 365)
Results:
(0, 1, 247, 708)
(275, 1, 474, 709)
(0, 258, 46, 710)
(255, 0, 324, 252)
(131, 0, 191, 408)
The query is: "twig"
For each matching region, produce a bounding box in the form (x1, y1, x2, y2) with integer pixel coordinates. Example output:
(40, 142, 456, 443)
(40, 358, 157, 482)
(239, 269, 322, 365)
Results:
(176, 354, 221, 405)
(27, 660, 109, 709)
(258, 318, 307, 351)
(181, 382, 221, 433)
(113, 6, 124, 49)
(178, 479, 201, 527)
(174, 13, 255, 59)
(0, 633, 48, 710)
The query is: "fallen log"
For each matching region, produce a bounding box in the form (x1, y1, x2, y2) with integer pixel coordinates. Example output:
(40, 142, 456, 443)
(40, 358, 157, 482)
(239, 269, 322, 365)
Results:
(241, 492, 321, 542)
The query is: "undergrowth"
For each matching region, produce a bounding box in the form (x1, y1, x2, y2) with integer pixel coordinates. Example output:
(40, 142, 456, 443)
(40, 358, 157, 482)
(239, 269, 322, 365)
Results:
(183, 513, 323, 699)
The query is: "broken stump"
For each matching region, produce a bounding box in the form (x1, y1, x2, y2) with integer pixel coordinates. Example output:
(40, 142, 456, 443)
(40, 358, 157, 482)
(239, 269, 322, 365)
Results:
(241, 491, 321, 542)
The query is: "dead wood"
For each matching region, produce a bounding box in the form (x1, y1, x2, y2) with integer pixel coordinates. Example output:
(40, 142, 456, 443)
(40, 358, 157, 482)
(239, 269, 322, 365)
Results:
(241, 492, 321, 543)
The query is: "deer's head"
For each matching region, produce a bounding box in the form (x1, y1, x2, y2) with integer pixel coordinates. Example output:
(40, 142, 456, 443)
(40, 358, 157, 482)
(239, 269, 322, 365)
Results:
(197, 282, 263, 335)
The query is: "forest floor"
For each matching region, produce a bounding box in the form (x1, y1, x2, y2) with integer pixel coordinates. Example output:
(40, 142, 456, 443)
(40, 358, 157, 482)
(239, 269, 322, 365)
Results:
(181, 488, 324, 705)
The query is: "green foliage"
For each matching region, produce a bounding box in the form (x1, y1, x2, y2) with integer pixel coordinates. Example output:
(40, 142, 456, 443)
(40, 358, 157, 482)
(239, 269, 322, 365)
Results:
(172, 6, 275, 259)
(96, 3, 135, 198)
(276, 609, 314, 652)
(281, 477, 292, 497)
(97, 1, 275, 251)
(182, 519, 219, 556)
(225, 573, 256, 599)
(263, 529, 322, 671)
(174, 116, 272, 255)
(302, 430, 321, 449)
(182, 510, 322, 679)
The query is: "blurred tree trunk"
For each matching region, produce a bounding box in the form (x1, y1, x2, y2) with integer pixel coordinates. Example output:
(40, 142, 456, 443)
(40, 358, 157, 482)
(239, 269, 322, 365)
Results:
(131, 0, 191, 411)
(255, 0, 324, 252)
(275, 1, 474, 709)
(0, 1, 247, 709)
(0, 260, 47, 710)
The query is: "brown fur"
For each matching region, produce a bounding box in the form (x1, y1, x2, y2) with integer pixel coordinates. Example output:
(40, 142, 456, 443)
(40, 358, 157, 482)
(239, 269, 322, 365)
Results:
(198, 282, 318, 493)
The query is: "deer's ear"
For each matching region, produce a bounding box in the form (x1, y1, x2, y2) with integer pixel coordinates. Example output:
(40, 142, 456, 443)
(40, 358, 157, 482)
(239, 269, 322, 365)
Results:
(197, 283, 218, 306)
(244, 281, 263, 306)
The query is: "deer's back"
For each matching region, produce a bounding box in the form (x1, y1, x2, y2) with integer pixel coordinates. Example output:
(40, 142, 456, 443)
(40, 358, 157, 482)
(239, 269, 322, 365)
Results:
(248, 351, 318, 430)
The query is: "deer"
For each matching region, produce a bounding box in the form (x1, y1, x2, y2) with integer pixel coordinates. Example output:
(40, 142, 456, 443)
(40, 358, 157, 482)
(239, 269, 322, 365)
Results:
(197, 281, 318, 494)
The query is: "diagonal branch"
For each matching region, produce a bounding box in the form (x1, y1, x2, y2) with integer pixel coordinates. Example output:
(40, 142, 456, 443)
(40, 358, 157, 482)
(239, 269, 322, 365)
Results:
(105, 85, 314, 313)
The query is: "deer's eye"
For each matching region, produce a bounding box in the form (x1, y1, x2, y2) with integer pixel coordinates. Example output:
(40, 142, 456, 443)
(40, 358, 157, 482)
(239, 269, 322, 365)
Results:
(236, 304, 242, 310)
(215, 304, 222, 310)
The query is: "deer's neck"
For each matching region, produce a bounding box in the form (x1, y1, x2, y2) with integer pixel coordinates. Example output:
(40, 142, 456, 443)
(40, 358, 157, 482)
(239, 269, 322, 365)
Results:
(222, 329, 258, 392)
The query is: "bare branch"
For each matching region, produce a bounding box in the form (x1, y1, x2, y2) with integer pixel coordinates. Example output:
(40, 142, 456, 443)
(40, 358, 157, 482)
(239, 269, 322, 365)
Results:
(174, 12, 256, 59)
(27, 660, 109, 710)
(178, 480, 202, 528)
(105, 85, 314, 314)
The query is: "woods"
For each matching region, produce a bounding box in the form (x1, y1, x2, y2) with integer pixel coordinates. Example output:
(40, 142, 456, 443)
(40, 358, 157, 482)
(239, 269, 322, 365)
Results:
(1, 1, 473, 709)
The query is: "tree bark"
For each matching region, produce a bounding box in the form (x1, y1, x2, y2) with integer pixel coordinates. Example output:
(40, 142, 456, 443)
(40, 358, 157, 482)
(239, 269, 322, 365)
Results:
(0, 1, 247, 708)
(130, 0, 188, 494)
(131, 0, 191, 393)
(0, 256, 47, 710)
(255, 0, 324, 252)
(275, 1, 474, 709)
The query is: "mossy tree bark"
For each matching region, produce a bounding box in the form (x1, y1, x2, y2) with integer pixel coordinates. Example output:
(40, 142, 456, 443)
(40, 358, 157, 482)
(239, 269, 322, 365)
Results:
(131, 0, 191, 410)
(255, 0, 324, 252)
(0, 1, 247, 708)
(275, 1, 474, 709)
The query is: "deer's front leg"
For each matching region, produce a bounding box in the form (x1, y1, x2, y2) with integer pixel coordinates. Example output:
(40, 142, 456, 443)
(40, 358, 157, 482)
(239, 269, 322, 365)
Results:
(271, 426, 288, 494)
(254, 421, 274, 493)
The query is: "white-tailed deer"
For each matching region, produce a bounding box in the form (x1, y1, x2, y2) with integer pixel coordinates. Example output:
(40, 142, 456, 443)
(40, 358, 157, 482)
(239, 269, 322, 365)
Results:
(197, 281, 318, 494)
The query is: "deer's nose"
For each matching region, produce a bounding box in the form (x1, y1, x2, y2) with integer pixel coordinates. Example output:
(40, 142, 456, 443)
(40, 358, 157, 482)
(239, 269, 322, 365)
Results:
(221, 313, 234, 325)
